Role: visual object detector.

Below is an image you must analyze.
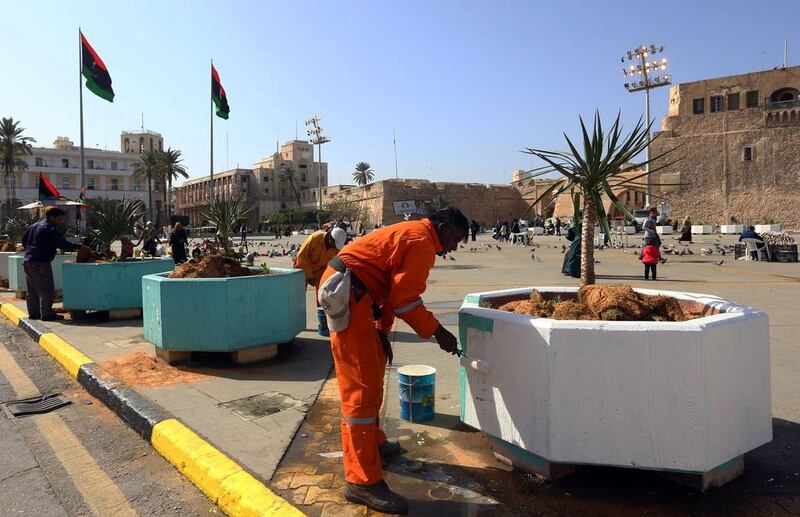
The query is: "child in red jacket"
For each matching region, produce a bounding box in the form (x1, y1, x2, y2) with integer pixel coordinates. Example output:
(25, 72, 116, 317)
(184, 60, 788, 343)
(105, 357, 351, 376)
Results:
(640, 238, 661, 280)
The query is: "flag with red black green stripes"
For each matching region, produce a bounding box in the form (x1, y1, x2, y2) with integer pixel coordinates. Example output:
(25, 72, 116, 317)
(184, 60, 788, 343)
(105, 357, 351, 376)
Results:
(38, 173, 60, 201)
(81, 32, 114, 102)
(211, 64, 229, 119)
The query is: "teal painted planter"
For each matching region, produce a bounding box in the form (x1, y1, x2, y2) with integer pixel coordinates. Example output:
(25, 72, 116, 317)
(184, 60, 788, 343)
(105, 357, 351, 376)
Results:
(9, 254, 75, 294)
(0, 252, 21, 281)
(142, 267, 306, 352)
(63, 259, 175, 311)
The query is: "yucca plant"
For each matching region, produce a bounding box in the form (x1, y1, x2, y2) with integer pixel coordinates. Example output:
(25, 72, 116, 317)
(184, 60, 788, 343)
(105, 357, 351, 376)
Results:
(523, 112, 680, 286)
(200, 193, 250, 255)
(87, 198, 146, 260)
(4, 215, 35, 247)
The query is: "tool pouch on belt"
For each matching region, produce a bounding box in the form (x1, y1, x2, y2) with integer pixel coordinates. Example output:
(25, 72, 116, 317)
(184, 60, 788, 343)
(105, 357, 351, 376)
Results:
(318, 267, 351, 332)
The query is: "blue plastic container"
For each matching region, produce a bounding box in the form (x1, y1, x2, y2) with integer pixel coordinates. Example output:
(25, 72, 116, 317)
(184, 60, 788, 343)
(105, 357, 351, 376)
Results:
(317, 307, 330, 337)
(398, 365, 436, 422)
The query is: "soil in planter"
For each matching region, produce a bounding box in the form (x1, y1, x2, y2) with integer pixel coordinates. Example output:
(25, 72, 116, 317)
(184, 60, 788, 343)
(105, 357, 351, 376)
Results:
(499, 285, 702, 322)
(1, 242, 15, 252)
(169, 254, 266, 279)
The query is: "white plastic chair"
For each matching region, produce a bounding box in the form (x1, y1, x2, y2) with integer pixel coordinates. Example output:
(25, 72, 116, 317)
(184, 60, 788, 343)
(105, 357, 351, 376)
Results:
(741, 238, 769, 261)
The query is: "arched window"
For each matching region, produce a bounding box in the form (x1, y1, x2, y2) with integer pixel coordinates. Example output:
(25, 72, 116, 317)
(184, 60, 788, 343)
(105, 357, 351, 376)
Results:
(769, 88, 799, 104)
(124, 138, 130, 152)
(139, 138, 144, 153)
(150, 138, 154, 150)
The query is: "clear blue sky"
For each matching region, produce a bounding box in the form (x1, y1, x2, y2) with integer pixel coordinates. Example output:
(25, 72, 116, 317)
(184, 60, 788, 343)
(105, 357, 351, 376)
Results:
(2, 0, 796, 185)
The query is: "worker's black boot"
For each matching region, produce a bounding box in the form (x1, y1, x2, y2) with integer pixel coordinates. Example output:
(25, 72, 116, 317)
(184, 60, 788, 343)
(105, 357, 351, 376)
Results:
(378, 440, 403, 463)
(344, 480, 408, 514)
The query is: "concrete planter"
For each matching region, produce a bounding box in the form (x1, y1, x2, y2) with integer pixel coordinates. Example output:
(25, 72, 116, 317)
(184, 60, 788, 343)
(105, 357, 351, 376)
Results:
(656, 225, 672, 235)
(530, 227, 545, 236)
(755, 224, 781, 233)
(720, 225, 744, 234)
(459, 287, 771, 490)
(63, 258, 175, 313)
(9, 254, 75, 298)
(0, 252, 21, 281)
(142, 268, 305, 360)
(623, 226, 636, 234)
(691, 225, 714, 234)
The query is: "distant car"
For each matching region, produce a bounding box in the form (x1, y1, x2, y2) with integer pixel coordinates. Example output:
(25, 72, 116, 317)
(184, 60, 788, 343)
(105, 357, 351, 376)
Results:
(632, 209, 651, 229)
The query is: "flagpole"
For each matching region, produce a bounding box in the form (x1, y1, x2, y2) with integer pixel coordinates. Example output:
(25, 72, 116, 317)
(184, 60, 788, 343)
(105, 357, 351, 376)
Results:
(78, 28, 86, 234)
(210, 59, 215, 205)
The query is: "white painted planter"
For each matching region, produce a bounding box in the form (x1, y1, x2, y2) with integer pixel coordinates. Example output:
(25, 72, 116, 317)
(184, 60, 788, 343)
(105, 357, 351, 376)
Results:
(624, 226, 636, 235)
(755, 224, 781, 233)
(0, 252, 21, 281)
(720, 225, 744, 235)
(656, 226, 672, 235)
(458, 287, 771, 484)
(530, 227, 545, 236)
(692, 225, 714, 234)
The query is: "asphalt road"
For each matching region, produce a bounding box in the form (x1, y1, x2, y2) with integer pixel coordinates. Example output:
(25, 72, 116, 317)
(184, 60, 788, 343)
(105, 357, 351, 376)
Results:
(0, 319, 215, 516)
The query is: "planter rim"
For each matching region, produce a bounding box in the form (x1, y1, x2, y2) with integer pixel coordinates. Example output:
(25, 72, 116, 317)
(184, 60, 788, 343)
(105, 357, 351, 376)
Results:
(143, 266, 298, 283)
(461, 286, 764, 330)
(65, 258, 173, 266)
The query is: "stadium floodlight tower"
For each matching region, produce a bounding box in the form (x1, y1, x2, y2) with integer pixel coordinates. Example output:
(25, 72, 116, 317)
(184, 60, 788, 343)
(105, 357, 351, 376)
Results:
(304, 115, 330, 210)
(622, 44, 671, 208)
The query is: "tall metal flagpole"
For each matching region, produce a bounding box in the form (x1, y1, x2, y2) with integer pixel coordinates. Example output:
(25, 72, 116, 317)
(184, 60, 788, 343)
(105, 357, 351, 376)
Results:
(393, 129, 399, 179)
(210, 59, 214, 204)
(78, 28, 86, 233)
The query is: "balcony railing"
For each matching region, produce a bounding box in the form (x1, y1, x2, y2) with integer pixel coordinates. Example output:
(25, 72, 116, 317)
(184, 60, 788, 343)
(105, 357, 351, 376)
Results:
(766, 99, 800, 110)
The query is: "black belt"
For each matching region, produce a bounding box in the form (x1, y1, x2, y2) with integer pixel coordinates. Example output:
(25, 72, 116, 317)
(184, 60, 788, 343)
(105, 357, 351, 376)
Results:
(329, 256, 382, 320)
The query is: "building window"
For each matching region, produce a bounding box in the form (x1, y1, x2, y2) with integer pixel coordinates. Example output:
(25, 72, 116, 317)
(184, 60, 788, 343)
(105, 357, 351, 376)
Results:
(727, 93, 740, 110)
(35, 157, 44, 166)
(61, 176, 70, 190)
(746, 90, 759, 108)
(743, 147, 753, 161)
(87, 159, 94, 169)
(62, 158, 70, 168)
(134, 179, 141, 191)
(692, 98, 704, 114)
(87, 177, 95, 190)
(301, 173, 307, 182)
(111, 161, 118, 171)
(111, 178, 119, 191)
(298, 163, 308, 169)
(710, 95, 724, 113)
(124, 138, 130, 152)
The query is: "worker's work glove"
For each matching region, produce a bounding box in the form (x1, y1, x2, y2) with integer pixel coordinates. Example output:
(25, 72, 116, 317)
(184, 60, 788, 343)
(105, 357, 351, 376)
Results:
(433, 324, 459, 355)
(378, 330, 393, 365)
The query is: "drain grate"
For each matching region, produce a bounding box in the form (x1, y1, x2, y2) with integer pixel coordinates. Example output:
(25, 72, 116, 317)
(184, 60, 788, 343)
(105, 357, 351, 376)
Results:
(5, 393, 72, 417)
(221, 392, 304, 420)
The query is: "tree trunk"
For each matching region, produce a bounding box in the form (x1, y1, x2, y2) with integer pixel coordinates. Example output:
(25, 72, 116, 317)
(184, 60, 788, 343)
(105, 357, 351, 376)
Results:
(147, 174, 153, 223)
(167, 176, 172, 224)
(580, 196, 597, 286)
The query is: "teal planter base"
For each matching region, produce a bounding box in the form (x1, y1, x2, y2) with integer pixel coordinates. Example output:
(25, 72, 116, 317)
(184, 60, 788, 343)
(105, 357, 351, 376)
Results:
(63, 259, 175, 311)
(142, 267, 306, 353)
(9, 254, 75, 297)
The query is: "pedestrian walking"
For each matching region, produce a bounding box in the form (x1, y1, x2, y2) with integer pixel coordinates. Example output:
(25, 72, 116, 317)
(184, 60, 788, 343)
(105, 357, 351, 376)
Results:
(240, 225, 248, 250)
(642, 207, 662, 247)
(555, 217, 562, 236)
(641, 237, 661, 280)
(22, 208, 85, 321)
(141, 221, 159, 257)
(677, 215, 693, 243)
(169, 222, 189, 264)
(317, 207, 465, 513)
(469, 220, 479, 241)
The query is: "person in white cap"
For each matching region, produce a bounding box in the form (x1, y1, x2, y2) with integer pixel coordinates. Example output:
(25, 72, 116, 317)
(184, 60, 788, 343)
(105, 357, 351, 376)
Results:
(294, 226, 348, 291)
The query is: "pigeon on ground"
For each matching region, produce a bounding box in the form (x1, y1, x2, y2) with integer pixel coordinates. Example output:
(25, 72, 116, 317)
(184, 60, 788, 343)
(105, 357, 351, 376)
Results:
(715, 259, 724, 266)
(659, 258, 668, 264)
(448, 256, 456, 261)
(496, 245, 502, 251)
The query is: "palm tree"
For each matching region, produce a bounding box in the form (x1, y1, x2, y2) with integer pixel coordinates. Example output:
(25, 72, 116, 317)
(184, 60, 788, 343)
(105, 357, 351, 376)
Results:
(0, 118, 36, 219)
(278, 165, 302, 208)
(352, 162, 374, 186)
(86, 198, 146, 260)
(157, 148, 188, 223)
(200, 192, 250, 255)
(132, 151, 159, 222)
(523, 112, 680, 286)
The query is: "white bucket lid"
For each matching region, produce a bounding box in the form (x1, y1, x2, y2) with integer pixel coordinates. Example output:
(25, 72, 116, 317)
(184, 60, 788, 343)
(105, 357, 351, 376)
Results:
(397, 364, 436, 377)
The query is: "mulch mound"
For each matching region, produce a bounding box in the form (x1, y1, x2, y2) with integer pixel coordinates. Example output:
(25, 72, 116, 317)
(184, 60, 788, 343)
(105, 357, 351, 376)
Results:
(499, 285, 701, 322)
(169, 254, 256, 279)
(98, 352, 203, 387)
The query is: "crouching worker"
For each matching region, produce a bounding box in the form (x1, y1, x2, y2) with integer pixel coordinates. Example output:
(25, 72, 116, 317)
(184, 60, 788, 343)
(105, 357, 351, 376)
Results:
(317, 207, 467, 514)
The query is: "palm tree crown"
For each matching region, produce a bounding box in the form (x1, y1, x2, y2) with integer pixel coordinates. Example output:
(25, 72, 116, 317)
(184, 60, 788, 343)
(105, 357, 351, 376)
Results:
(353, 162, 374, 186)
(523, 112, 679, 286)
(278, 165, 302, 208)
(0, 117, 36, 218)
(158, 148, 188, 222)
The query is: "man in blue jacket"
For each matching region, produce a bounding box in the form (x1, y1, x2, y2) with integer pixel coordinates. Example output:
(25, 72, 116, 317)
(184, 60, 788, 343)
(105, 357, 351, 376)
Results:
(21, 208, 83, 320)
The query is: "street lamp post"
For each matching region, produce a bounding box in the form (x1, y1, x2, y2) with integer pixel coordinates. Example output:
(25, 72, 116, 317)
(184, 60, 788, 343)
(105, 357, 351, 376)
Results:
(622, 44, 671, 208)
(304, 115, 330, 210)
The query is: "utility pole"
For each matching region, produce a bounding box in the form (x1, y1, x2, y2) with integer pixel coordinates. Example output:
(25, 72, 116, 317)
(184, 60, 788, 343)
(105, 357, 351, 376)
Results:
(622, 44, 671, 208)
(304, 116, 330, 210)
(393, 129, 399, 179)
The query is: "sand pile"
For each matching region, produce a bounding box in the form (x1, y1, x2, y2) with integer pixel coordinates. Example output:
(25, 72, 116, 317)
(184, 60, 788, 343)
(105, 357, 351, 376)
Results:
(170, 254, 259, 279)
(499, 285, 701, 322)
(98, 352, 203, 387)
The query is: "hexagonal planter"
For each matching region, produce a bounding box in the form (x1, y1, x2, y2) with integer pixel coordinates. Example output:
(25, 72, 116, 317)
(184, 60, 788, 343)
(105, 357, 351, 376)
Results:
(755, 224, 782, 233)
(656, 225, 672, 235)
(459, 287, 771, 491)
(692, 225, 714, 234)
(142, 267, 306, 364)
(720, 225, 744, 235)
(62, 258, 175, 318)
(0, 252, 21, 282)
(9, 254, 75, 299)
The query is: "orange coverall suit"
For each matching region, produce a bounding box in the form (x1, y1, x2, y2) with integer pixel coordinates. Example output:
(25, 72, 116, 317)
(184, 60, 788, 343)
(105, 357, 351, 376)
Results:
(294, 230, 339, 296)
(319, 219, 443, 485)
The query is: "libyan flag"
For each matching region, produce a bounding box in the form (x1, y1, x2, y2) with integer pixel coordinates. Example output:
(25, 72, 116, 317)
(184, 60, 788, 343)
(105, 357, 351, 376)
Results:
(212, 64, 229, 119)
(81, 32, 114, 102)
(39, 173, 61, 201)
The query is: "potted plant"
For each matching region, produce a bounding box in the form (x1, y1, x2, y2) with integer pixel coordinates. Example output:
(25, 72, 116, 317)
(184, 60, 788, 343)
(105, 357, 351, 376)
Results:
(62, 198, 174, 319)
(458, 113, 771, 490)
(142, 194, 305, 364)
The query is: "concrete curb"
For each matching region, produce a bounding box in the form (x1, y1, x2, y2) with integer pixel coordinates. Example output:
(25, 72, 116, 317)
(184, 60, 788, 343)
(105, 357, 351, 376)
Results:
(0, 302, 302, 516)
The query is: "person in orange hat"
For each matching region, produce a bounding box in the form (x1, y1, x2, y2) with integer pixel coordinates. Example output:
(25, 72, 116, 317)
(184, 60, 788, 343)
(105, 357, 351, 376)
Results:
(318, 207, 467, 514)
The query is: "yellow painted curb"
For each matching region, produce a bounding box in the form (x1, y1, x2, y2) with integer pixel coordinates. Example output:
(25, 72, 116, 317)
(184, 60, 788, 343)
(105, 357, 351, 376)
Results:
(1, 303, 27, 326)
(152, 419, 302, 517)
(38, 333, 94, 379)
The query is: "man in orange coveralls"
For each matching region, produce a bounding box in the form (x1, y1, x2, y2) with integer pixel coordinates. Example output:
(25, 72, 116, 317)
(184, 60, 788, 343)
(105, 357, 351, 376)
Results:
(318, 207, 467, 514)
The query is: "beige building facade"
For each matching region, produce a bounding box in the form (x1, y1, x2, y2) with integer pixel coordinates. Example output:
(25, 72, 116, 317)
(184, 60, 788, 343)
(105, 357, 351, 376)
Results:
(650, 65, 800, 228)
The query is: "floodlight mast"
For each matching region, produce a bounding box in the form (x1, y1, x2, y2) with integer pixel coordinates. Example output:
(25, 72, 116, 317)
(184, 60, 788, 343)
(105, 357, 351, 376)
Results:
(304, 115, 330, 210)
(622, 44, 671, 208)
